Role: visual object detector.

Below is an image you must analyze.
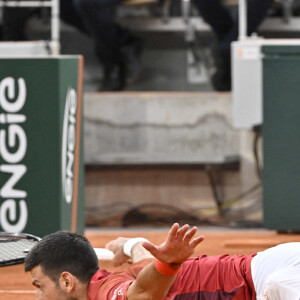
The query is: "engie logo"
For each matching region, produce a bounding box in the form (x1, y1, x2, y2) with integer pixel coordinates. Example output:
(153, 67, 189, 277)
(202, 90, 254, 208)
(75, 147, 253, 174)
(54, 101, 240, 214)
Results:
(62, 88, 77, 204)
(0, 77, 28, 232)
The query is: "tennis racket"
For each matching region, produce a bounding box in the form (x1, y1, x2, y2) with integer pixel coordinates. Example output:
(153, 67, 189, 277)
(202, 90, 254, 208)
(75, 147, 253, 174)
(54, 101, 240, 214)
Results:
(0, 232, 114, 267)
(0, 232, 41, 267)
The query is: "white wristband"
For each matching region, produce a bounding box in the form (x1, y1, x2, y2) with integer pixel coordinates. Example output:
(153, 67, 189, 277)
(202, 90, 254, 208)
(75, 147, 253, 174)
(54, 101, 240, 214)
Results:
(123, 238, 149, 257)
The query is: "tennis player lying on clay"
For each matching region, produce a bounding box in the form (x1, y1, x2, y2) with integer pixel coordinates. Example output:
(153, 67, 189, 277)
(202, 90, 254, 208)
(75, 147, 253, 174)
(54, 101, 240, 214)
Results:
(25, 223, 300, 300)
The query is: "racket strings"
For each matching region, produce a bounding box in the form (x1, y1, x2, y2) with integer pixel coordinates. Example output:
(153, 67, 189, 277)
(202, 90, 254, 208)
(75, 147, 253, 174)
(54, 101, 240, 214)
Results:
(0, 237, 37, 263)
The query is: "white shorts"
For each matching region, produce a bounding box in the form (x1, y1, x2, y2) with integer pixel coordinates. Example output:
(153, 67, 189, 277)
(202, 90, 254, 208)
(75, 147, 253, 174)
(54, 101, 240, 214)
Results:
(251, 242, 300, 300)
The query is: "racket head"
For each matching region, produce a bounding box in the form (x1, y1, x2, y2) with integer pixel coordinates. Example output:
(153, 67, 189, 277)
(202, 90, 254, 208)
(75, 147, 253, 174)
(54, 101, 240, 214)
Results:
(0, 232, 41, 267)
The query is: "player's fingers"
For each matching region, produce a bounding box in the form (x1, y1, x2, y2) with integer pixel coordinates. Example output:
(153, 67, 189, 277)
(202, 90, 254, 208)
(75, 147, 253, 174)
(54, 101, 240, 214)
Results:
(183, 226, 198, 243)
(190, 236, 205, 249)
(176, 224, 190, 240)
(105, 241, 114, 251)
(166, 223, 180, 241)
(142, 241, 159, 257)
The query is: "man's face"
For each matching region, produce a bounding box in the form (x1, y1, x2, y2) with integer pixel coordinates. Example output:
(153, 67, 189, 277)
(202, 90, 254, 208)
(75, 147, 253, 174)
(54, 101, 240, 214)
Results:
(30, 265, 71, 300)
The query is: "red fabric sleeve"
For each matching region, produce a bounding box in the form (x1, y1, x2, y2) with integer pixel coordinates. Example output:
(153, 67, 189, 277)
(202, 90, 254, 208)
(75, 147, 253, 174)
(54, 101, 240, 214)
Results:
(88, 265, 145, 300)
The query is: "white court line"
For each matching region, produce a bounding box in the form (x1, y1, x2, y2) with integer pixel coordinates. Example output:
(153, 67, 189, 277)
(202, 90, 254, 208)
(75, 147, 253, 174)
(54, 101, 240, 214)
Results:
(0, 290, 35, 294)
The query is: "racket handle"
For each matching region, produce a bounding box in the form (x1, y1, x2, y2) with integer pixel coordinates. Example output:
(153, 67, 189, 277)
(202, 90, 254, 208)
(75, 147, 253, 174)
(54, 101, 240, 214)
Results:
(93, 248, 114, 260)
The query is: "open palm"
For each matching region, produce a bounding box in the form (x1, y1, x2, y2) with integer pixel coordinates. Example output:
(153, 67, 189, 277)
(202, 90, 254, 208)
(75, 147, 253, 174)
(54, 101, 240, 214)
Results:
(142, 223, 204, 264)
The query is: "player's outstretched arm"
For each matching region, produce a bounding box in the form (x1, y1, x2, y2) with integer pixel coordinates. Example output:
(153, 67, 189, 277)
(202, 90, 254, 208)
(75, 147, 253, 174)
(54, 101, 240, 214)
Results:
(127, 223, 204, 300)
(106, 237, 154, 267)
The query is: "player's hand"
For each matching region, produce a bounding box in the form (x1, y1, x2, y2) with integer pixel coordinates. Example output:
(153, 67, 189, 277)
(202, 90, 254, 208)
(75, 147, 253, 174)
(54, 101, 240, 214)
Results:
(105, 237, 132, 266)
(141, 223, 204, 265)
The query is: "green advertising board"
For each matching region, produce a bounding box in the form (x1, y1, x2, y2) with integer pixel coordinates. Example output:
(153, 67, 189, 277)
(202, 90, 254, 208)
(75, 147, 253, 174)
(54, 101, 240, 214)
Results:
(0, 56, 84, 237)
(263, 46, 300, 231)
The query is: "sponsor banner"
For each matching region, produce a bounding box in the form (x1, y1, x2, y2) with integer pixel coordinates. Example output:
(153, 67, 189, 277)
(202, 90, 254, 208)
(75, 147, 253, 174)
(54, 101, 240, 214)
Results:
(0, 57, 84, 236)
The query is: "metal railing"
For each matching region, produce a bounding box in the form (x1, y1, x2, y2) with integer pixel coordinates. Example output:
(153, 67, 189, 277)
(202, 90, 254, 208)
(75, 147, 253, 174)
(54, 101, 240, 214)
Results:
(0, 0, 60, 54)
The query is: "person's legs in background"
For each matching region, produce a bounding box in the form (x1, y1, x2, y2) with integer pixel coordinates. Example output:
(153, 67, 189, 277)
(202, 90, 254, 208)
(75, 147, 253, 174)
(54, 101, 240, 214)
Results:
(193, 0, 273, 91)
(2, 1, 86, 41)
(2, 7, 33, 40)
(217, 0, 273, 91)
(60, 0, 88, 34)
(193, 0, 233, 41)
(73, 0, 143, 91)
(3, 0, 142, 91)
(192, 0, 233, 91)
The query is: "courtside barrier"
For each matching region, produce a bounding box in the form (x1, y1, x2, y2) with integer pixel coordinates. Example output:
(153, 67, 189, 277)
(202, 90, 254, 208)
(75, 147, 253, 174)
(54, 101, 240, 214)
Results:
(0, 56, 84, 236)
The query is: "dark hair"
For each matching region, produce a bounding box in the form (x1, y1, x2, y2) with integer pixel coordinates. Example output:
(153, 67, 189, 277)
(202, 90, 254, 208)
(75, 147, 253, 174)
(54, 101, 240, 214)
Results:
(24, 231, 99, 284)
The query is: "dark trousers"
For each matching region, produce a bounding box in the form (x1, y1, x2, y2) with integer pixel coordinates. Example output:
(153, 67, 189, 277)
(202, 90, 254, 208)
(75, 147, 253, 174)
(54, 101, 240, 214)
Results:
(2, 0, 136, 69)
(73, 0, 137, 69)
(193, 0, 273, 54)
(2, 0, 86, 40)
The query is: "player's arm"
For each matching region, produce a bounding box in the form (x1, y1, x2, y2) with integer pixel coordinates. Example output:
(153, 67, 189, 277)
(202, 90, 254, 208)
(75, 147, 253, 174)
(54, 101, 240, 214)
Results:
(126, 223, 204, 300)
(106, 237, 154, 267)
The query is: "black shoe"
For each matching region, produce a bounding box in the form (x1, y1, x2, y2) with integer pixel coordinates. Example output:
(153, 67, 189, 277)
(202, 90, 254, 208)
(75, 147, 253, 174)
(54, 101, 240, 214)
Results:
(121, 38, 143, 85)
(101, 63, 126, 91)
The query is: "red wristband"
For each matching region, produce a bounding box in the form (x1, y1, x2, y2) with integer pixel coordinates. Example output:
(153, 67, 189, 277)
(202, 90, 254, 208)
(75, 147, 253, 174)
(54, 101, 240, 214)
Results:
(154, 259, 180, 276)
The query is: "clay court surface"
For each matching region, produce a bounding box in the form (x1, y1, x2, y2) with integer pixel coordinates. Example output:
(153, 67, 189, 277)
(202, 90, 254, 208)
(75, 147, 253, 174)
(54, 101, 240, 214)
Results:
(1, 228, 300, 299)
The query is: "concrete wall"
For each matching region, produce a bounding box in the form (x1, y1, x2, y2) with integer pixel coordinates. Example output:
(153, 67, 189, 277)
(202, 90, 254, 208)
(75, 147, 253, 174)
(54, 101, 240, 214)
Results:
(84, 92, 238, 164)
(84, 92, 262, 227)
